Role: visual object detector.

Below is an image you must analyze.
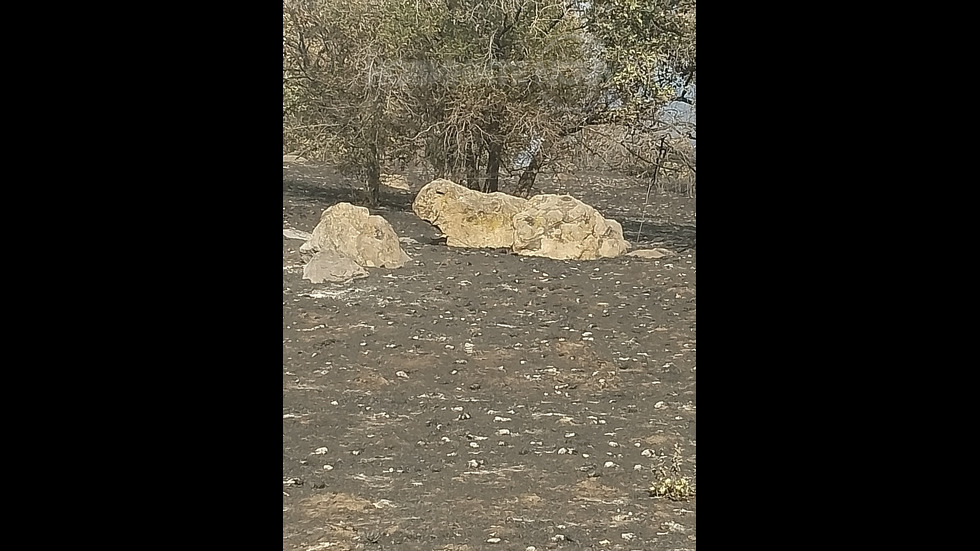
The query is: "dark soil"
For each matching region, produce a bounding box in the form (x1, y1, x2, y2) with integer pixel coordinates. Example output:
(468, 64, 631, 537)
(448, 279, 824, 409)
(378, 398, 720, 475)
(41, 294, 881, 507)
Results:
(283, 163, 696, 551)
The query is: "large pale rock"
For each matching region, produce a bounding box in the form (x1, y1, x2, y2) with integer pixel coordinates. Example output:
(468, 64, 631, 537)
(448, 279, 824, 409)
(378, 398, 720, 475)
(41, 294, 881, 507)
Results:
(413, 179, 528, 248)
(303, 249, 369, 284)
(300, 203, 410, 268)
(512, 195, 629, 260)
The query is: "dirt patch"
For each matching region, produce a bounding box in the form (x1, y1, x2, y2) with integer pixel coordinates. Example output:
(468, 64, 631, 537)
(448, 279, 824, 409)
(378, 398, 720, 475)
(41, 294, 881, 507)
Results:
(284, 164, 696, 549)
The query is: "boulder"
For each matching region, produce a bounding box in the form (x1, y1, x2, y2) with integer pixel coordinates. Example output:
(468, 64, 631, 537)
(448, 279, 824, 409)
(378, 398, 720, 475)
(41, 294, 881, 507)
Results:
(512, 194, 629, 260)
(300, 202, 410, 268)
(412, 179, 528, 248)
(302, 249, 369, 284)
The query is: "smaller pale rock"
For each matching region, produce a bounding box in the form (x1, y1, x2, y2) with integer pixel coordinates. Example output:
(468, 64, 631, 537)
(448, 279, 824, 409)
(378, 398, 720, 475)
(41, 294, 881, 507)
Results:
(283, 228, 313, 241)
(627, 248, 672, 259)
(302, 250, 368, 284)
(301, 202, 410, 268)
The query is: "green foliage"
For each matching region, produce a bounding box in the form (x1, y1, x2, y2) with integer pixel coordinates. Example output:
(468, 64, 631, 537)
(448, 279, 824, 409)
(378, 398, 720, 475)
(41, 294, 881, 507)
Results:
(648, 443, 697, 501)
(585, 0, 696, 117)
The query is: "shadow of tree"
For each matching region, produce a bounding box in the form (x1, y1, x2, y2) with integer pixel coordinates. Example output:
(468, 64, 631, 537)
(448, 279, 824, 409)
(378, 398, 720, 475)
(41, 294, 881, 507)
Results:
(619, 219, 697, 251)
(283, 170, 416, 212)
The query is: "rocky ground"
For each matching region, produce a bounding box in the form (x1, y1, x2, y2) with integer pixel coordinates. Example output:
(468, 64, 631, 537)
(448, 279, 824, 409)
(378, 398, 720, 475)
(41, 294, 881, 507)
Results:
(283, 163, 696, 550)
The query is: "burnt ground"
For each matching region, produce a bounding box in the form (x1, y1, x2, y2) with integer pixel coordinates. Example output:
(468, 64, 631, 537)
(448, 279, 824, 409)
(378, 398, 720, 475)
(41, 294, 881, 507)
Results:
(283, 163, 696, 551)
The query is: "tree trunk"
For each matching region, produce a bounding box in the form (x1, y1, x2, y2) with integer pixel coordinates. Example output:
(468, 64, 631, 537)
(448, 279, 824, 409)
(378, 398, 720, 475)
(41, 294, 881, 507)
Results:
(515, 149, 543, 198)
(464, 142, 481, 190)
(483, 112, 502, 193)
(484, 143, 501, 193)
(364, 142, 381, 206)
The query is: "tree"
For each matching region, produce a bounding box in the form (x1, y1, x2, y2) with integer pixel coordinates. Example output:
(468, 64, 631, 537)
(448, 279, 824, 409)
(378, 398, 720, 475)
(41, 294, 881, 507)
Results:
(283, 0, 425, 204)
(283, 0, 698, 202)
(284, 0, 604, 200)
(410, 0, 600, 194)
(582, 0, 696, 194)
(585, 0, 696, 117)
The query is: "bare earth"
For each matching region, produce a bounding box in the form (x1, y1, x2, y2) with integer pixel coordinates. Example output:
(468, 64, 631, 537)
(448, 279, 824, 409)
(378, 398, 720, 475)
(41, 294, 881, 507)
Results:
(283, 163, 696, 550)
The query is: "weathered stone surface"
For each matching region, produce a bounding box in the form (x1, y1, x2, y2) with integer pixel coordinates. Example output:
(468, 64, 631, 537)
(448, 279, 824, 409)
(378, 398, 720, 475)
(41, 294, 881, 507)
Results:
(627, 248, 672, 259)
(412, 179, 528, 248)
(302, 249, 368, 284)
(300, 202, 410, 268)
(512, 194, 629, 260)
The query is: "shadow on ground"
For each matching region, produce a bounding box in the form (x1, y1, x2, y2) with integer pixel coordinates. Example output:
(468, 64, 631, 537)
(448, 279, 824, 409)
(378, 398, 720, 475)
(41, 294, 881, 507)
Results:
(619, 219, 697, 250)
